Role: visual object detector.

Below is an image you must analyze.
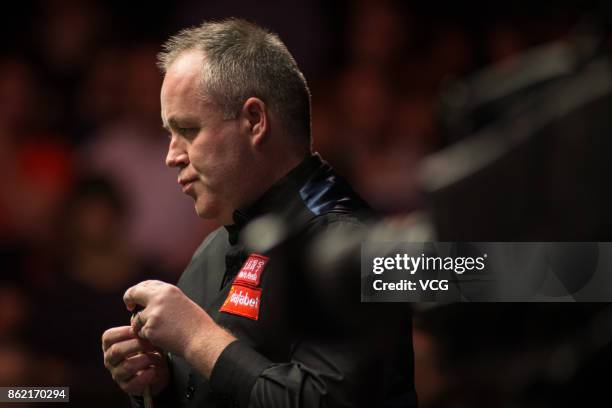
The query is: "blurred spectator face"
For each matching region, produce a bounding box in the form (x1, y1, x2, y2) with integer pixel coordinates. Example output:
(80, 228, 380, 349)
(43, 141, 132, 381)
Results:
(71, 196, 120, 247)
(124, 45, 163, 124)
(10, 142, 73, 241)
(38, 0, 107, 73)
(63, 176, 124, 248)
(59, 177, 139, 292)
(77, 48, 124, 126)
(0, 285, 28, 339)
(336, 65, 392, 138)
(349, 0, 409, 66)
(0, 59, 36, 132)
(162, 50, 252, 223)
(0, 343, 30, 385)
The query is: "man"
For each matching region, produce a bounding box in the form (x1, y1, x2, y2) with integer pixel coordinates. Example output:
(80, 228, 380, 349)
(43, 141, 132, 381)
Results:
(102, 18, 416, 407)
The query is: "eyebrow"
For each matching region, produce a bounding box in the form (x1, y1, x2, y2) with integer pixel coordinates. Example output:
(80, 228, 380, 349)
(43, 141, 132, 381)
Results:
(162, 116, 201, 131)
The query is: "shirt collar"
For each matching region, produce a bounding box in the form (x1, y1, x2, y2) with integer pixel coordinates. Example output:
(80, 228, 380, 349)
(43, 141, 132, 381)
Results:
(225, 153, 323, 244)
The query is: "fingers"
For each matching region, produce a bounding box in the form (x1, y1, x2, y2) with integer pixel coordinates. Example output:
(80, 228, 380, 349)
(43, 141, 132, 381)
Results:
(123, 280, 165, 311)
(103, 323, 169, 396)
(102, 326, 135, 352)
(104, 338, 156, 368)
(112, 351, 164, 383)
(120, 366, 158, 396)
(131, 312, 146, 337)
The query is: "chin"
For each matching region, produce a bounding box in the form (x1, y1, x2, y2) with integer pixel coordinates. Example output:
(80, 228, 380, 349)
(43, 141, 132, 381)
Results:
(193, 193, 233, 224)
(193, 197, 220, 221)
(194, 204, 214, 219)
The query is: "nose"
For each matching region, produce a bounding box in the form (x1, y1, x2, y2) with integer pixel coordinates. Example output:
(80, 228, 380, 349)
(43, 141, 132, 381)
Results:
(165, 135, 189, 168)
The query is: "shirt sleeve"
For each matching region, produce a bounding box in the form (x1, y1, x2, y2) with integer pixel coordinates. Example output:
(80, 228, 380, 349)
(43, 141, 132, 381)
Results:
(209, 330, 415, 408)
(209, 338, 357, 408)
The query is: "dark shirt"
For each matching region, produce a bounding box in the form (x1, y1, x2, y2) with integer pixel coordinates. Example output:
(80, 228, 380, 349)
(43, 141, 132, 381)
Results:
(132, 154, 416, 407)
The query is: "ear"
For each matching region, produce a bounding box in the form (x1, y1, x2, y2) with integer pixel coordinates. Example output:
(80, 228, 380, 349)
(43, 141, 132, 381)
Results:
(240, 97, 268, 147)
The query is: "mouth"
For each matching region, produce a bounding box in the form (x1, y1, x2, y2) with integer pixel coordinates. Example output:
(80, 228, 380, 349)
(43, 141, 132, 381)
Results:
(181, 182, 195, 194)
(178, 177, 198, 194)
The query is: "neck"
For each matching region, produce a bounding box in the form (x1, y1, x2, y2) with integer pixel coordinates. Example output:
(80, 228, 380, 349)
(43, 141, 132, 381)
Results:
(222, 151, 309, 226)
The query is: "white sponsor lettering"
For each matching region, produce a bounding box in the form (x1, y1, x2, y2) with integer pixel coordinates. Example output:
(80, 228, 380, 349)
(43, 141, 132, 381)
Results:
(237, 270, 258, 282)
(229, 290, 259, 308)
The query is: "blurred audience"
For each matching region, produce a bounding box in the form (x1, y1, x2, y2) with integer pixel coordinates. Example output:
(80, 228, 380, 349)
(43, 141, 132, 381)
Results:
(80, 45, 213, 273)
(27, 176, 163, 406)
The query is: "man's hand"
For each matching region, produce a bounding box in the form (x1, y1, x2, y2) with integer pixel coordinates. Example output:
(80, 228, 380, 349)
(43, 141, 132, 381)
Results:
(123, 280, 236, 378)
(102, 326, 169, 396)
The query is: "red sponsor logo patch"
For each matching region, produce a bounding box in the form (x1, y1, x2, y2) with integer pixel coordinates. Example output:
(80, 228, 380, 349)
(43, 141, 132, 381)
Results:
(233, 254, 268, 287)
(219, 285, 262, 320)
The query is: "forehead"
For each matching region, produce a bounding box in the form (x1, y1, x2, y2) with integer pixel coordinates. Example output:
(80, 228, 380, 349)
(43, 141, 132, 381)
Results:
(160, 50, 208, 123)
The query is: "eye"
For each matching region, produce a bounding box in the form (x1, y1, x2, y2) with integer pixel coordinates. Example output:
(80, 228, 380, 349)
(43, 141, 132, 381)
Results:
(177, 127, 198, 138)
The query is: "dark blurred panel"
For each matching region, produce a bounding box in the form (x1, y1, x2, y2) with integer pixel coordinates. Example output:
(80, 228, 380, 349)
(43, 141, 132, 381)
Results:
(423, 24, 612, 240)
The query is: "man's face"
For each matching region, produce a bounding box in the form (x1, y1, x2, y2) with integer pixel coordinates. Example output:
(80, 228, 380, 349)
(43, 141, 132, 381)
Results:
(161, 50, 251, 224)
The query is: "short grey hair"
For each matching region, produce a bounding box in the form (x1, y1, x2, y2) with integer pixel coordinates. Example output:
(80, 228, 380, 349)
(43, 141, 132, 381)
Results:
(158, 18, 312, 143)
